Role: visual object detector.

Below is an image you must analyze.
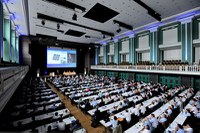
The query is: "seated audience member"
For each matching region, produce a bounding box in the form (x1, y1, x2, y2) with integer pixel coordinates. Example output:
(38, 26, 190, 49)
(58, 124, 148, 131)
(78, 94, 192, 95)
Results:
(70, 120, 81, 131)
(124, 110, 131, 123)
(158, 114, 167, 123)
(140, 103, 146, 115)
(53, 112, 60, 120)
(174, 124, 184, 133)
(94, 108, 101, 122)
(196, 109, 200, 118)
(190, 104, 198, 115)
(57, 119, 66, 131)
(183, 109, 191, 117)
(143, 117, 153, 131)
(149, 114, 158, 130)
(117, 102, 123, 110)
(110, 116, 118, 129)
(90, 98, 97, 107)
(47, 125, 52, 132)
(183, 123, 193, 133)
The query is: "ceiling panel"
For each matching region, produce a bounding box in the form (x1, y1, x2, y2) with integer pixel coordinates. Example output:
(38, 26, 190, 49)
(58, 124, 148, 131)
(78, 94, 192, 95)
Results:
(25, 0, 200, 44)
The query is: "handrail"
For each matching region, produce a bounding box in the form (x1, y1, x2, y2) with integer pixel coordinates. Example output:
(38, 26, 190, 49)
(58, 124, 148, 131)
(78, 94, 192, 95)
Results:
(91, 65, 200, 73)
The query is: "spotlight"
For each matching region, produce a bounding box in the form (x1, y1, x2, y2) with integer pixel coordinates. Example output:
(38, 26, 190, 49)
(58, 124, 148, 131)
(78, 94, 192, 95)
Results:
(116, 28, 121, 33)
(41, 20, 45, 25)
(72, 13, 77, 21)
(110, 37, 113, 40)
(57, 23, 60, 29)
(103, 34, 105, 39)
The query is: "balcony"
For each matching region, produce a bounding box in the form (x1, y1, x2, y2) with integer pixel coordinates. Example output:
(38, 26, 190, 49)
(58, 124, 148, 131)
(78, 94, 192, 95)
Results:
(91, 65, 200, 76)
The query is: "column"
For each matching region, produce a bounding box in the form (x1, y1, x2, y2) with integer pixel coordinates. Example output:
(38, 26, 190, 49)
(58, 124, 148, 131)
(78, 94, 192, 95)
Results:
(129, 35, 134, 64)
(114, 40, 119, 64)
(103, 45, 107, 64)
(0, 1, 3, 62)
(149, 27, 158, 64)
(3, 17, 11, 62)
(95, 47, 98, 65)
(181, 17, 193, 64)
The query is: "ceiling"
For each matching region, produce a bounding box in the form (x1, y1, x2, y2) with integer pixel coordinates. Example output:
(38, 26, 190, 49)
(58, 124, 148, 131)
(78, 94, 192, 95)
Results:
(4, 0, 200, 44)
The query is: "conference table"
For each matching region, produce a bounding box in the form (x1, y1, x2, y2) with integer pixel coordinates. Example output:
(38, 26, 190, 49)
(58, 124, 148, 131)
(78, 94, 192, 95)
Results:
(165, 91, 200, 133)
(100, 96, 158, 128)
(88, 94, 143, 116)
(124, 88, 194, 133)
(12, 108, 69, 127)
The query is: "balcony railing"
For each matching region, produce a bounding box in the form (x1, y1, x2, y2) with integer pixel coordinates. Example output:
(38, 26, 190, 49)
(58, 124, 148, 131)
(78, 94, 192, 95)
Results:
(91, 65, 200, 73)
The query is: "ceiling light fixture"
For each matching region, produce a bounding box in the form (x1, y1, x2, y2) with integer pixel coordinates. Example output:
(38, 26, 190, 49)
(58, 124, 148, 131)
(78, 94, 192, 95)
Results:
(41, 20, 45, 25)
(133, 0, 161, 21)
(116, 25, 121, 33)
(57, 23, 60, 29)
(103, 34, 105, 39)
(72, 12, 77, 21)
(113, 20, 133, 30)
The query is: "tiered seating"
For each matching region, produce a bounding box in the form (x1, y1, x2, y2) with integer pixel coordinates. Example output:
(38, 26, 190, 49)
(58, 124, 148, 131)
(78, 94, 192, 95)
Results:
(47, 74, 198, 133)
(0, 78, 85, 133)
(165, 91, 200, 133)
(124, 88, 196, 133)
(137, 61, 153, 65)
(162, 60, 188, 65)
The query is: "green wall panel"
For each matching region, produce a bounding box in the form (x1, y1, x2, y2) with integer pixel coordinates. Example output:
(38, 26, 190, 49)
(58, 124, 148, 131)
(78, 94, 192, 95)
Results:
(119, 72, 129, 80)
(194, 78, 200, 90)
(182, 24, 186, 62)
(3, 18, 11, 62)
(187, 22, 192, 64)
(192, 18, 199, 40)
(159, 75, 181, 88)
(135, 73, 149, 83)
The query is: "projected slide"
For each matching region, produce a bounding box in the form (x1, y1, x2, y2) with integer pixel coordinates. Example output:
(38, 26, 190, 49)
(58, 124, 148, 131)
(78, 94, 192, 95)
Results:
(47, 47, 77, 68)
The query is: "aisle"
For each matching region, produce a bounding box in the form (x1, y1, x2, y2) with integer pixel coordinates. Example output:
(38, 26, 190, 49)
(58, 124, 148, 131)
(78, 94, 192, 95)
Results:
(47, 82, 108, 133)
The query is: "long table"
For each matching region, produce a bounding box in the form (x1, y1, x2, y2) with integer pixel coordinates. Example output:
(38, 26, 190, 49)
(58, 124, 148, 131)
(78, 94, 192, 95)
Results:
(124, 89, 194, 133)
(165, 91, 200, 133)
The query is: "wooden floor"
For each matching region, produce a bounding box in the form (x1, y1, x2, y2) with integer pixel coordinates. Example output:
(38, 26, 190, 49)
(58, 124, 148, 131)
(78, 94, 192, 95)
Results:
(48, 83, 108, 133)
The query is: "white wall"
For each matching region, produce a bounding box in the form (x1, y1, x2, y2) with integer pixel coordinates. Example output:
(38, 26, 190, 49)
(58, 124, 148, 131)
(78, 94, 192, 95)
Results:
(99, 46, 103, 56)
(109, 44, 114, 55)
(139, 35, 149, 49)
(164, 49, 181, 60)
(121, 40, 129, 53)
(195, 47, 200, 63)
(126, 54, 129, 62)
(163, 28, 178, 44)
(142, 52, 150, 61)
